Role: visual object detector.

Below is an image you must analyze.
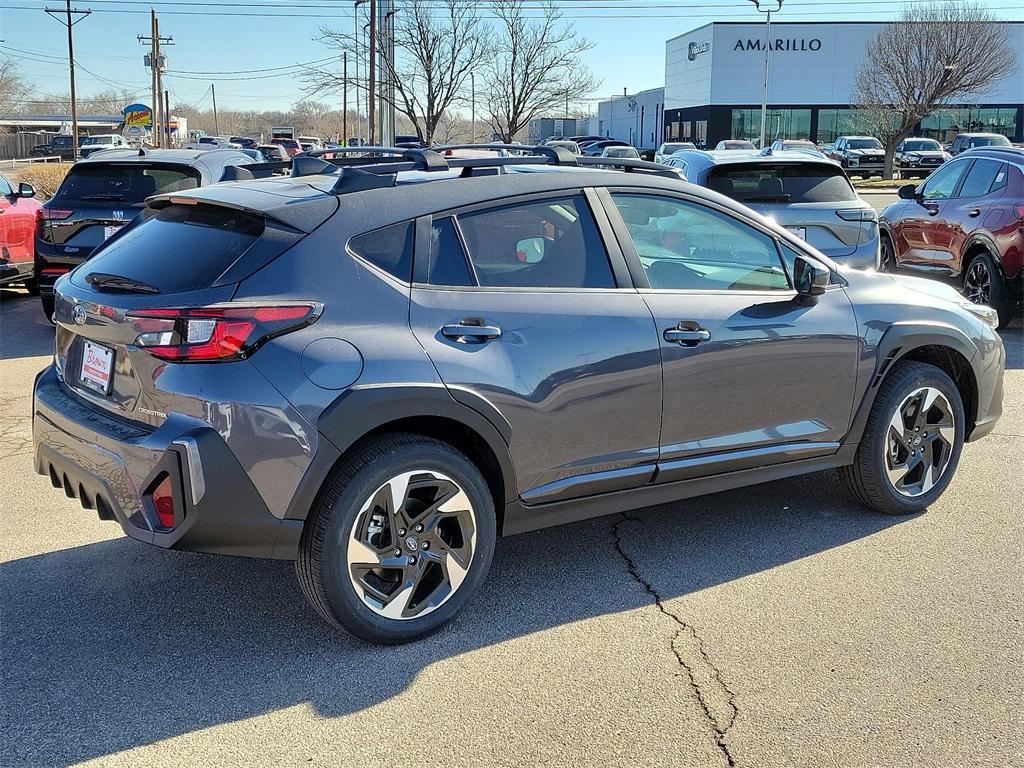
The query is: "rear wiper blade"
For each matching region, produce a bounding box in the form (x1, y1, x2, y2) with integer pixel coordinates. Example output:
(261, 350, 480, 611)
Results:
(741, 194, 792, 202)
(85, 272, 159, 294)
(81, 194, 126, 201)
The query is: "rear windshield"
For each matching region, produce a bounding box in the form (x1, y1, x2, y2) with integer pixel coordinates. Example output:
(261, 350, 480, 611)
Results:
(662, 143, 691, 153)
(707, 163, 857, 204)
(54, 164, 200, 205)
(966, 135, 1010, 148)
(76, 204, 264, 293)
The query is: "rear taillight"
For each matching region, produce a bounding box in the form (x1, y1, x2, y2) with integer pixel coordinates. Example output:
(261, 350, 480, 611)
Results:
(36, 208, 73, 239)
(836, 208, 877, 222)
(127, 303, 320, 362)
(1014, 203, 1024, 220)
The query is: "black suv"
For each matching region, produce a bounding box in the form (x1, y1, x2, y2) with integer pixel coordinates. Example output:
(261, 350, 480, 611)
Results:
(34, 148, 254, 320)
(33, 147, 1005, 644)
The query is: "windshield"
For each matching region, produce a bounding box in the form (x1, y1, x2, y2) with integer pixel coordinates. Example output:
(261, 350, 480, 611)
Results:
(54, 164, 201, 205)
(783, 141, 816, 149)
(82, 136, 114, 145)
(707, 163, 857, 204)
(662, 143, 692, 153)
(968, 135, 1010, 147)
(848, 139, 882, 149)
(904, 140, 941, 151)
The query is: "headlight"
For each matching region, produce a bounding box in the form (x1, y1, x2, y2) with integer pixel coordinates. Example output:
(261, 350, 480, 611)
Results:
(958, 300, 999, 329)
(848, 157, 859, 166)
(907, 153, 920, 160)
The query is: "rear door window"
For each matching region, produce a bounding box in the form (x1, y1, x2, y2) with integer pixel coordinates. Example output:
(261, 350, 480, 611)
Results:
(455, 196, 615, 289)
(74, 204, 264, 293)
(54, 164, 200, 205)
(957, 159, 1005, 198)
(707, 163, 857, 204)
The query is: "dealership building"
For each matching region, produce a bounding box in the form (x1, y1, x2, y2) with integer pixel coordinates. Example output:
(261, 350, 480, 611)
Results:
(662, 20, 1024, 147)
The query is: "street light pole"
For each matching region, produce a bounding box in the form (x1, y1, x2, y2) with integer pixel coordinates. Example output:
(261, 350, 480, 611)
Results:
(748, 0, 783, 149)
(354, 0, 366, 145)
(470, 72, 476, 143)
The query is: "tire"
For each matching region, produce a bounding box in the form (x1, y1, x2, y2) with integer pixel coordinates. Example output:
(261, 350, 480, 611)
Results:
(296, 433, 496, 644)
(879, 233, 898, 273)
(840, 361, 965, 515)
(24, 276, 40, 296)
(963, 251, 1014, 329)
(40, 294, 55, 323)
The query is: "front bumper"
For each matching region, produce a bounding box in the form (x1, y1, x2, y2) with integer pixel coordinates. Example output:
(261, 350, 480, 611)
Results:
(32, 365, 302, 559)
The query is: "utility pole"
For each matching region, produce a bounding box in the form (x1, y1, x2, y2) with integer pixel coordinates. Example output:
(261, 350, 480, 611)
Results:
(138, 11, 172, 147)
(342, 52, 348, 144)
(470, 72, 476, 143)
(368, 0, 377, 145)
(45, 1, 90, 162)
(164, 89, 171, 146)
(211, 83, 219, 135)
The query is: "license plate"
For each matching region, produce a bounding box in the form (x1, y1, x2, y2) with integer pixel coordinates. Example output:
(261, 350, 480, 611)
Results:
(103, 225, 124, 241)
(787, 226, 807, 241)
(80, 340, 114, 395)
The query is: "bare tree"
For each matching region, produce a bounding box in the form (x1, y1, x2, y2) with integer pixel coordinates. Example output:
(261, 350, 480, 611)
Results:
(485, 0, 598, 143)
(0, 58, 30, 118)
(852, 2, 1017, 178)
(302, 0, 492, 145)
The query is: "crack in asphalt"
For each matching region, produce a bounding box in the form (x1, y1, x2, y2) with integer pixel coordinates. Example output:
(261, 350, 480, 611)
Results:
(0, 413, 33, 461)
(612, 513, 740, 768)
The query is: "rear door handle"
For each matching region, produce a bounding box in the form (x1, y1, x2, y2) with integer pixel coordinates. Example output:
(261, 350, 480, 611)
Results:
(664, 325, 711, 346)
(441, 319, 502, 342)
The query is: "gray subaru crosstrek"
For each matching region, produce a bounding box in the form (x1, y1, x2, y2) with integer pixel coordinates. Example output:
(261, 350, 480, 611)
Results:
(33, 147, 1005, 644)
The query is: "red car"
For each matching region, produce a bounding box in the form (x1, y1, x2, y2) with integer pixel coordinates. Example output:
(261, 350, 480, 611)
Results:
(272, 138, 302, 157)
(879, 146, 1023, 327)
(0, 173, 42, 291)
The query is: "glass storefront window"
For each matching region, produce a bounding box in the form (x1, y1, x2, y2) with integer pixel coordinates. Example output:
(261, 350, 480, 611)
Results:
(919, 108, 1017, 142)
(815, 109, 879, 144)
(730, 109, 811, 145)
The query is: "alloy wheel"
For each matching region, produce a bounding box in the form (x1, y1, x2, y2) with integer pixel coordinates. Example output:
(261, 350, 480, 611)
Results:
(884, 387, 957, 498)
(346, 470, 477, 621)
(963, 259, 991, 305)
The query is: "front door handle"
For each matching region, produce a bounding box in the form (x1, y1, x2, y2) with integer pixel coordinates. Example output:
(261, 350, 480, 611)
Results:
(967, 208, 981, 218)
(664, 324, 711, 346)
(441, 319, 502, 343)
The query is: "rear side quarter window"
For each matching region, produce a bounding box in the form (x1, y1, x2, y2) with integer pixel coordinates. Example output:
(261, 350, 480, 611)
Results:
(348, 221, 414, 282)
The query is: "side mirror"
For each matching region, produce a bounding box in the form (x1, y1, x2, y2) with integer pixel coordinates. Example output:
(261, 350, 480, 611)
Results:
(897, 183, 920, 201)
(793, 255, 829, 297)
(17, 182, 35, 198)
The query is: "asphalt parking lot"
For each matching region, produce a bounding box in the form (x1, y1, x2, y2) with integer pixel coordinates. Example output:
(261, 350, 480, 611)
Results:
(2, 284, 1021, 767)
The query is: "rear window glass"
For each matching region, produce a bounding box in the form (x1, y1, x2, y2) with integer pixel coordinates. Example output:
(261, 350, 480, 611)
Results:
(348, 221, 414, 282)
(76, 204, 263, 293)
(54, 164, 200, 205)
(967, 136, 1010, 148)
(707, 164, 857, 204)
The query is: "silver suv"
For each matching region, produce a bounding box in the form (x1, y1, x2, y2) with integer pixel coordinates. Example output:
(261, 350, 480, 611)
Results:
(665, 148, 880, 269)
(33, 146, 1005, 643)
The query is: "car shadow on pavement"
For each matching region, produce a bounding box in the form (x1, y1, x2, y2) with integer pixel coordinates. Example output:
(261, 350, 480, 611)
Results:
(1001, 317, 1022, 370)
(2, 470, 909, 766)
(0, 291, 54, 361)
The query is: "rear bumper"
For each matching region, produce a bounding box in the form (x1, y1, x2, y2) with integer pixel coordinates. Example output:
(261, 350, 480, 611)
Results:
(0, 260, 33, 286)
(34, 238, 89, 296)
(32, 365, 302, 559)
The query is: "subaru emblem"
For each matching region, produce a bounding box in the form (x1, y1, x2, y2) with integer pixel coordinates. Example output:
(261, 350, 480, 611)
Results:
(72, 304, 87, 325)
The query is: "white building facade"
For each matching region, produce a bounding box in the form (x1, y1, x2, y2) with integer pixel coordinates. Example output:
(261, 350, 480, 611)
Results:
(662, 21, 1024, 147)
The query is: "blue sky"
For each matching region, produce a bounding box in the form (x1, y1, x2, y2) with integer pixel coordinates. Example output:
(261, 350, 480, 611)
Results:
(2, 0, 1021, 114)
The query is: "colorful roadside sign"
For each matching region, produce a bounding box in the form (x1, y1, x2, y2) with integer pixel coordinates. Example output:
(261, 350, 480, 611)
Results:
(122, 103, 153, 128)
